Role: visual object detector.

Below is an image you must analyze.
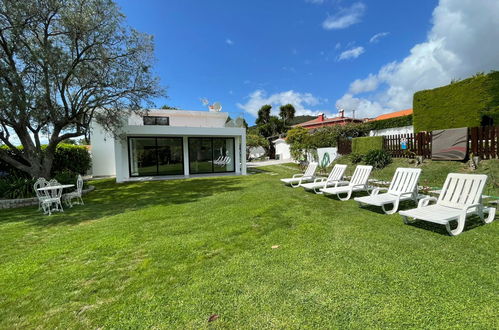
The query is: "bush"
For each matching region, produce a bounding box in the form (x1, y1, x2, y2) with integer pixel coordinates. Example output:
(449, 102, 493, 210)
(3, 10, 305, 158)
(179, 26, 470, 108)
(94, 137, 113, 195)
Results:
(0, 144, 91, 178)
(413, 71, 499, 132)
(0, 176, 37, 199)
(352, 136, 384, 154)
(365, 115, 413, 131)
(349, 153, 364, 164)
(363, 150, 392, 169)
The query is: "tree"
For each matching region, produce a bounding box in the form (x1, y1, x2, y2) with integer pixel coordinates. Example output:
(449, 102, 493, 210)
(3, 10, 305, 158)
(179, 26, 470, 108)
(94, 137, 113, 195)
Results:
(0, 0, 163, 178)
(257, 116, 286, 138)
(279, 104, 296, 125)
(161, 105, 178, 110)
(255, 104, 272, 125)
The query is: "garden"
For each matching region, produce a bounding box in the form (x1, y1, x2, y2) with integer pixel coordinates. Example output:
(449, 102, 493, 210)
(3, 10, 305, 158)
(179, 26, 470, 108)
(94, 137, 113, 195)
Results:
(0, 158, 497, 328)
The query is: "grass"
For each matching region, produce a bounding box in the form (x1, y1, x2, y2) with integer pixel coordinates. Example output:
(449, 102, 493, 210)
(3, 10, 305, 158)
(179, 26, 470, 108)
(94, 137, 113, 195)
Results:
(0, 161, 498, 328)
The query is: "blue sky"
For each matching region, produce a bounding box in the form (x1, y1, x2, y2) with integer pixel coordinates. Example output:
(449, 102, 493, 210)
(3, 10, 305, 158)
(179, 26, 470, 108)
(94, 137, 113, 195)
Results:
(116, 0, 499, 124)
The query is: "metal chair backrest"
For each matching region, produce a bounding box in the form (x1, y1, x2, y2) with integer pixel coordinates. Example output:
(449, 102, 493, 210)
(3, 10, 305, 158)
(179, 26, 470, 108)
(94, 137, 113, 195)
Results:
(34, 178, 48, 199)
(387, 168, 422, 197)
(304, 162, 319, 177)
(437, 173, 488, 209)
(349, 165, 373, 187)
(327, 164, 347, 182)
(76, 175, 83, 194)
(48, 179, 61, 198)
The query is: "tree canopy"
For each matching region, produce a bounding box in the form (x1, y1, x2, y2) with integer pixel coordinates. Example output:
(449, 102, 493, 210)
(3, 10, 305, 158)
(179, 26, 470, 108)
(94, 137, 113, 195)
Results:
(0, 0, 163, 177)
(255, 105, 271, 125)
(279, 104, 296, 125)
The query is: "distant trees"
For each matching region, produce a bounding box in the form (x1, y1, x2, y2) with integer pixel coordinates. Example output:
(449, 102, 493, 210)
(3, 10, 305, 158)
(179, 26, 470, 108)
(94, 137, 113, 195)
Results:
(161, 105, 179, 110)
(279, 104, 296, 125)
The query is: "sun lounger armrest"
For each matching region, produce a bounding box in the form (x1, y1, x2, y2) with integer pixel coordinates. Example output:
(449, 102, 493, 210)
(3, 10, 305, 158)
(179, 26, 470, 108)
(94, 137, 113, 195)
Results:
(351, 183, 367, 190)
(464, 203, 482, 213)
(292, 174, 304, 178)
(371, 187, 388, 195)
(418, 196, 437, 208)
(313, 178, 327, 183)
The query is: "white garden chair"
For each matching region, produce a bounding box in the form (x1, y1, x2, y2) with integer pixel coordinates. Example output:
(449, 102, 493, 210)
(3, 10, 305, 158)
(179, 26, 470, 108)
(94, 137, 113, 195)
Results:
(300, 164, 348, 194)
(41, 179, 64, 215)
(280, 162, 319, 188)
(399, 173, 496, 236)
(354, 168, 422, 214)
(320, 165, 373, 200)
(63, 174, 84, 207)
(34, 178, 49, 210)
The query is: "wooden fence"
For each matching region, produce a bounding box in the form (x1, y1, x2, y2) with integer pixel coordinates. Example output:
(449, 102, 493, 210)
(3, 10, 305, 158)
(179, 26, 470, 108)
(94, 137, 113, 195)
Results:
(470, 126, 499, 159)
(383, 126, 499, 159)
(384, 132, 432, 159)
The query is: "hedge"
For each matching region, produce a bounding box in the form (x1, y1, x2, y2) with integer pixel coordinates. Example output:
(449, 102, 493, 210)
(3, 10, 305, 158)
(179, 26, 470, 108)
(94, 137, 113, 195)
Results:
(413, 71, 499, 132)
(365, 115, 413, 131)
(352, 136, 384, 154)
(0, 144, 91, 177)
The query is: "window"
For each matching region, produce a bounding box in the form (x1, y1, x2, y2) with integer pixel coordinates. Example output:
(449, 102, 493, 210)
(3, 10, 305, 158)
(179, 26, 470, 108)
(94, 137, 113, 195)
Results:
(128, 137, 183, 176)
(143, 116, 170, 126)
(188, 137, 235, 174)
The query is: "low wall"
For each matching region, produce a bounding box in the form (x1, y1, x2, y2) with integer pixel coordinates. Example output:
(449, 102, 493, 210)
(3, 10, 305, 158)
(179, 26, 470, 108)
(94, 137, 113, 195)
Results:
(0, 185, 95, 209)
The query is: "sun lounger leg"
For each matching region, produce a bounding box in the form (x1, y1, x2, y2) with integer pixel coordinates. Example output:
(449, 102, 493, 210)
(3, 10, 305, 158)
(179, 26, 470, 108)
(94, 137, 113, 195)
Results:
(445, 215, 465, 236)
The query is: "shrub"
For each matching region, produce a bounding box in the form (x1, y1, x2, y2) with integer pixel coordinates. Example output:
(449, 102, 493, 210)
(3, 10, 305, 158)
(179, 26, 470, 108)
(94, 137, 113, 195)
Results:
(363, 150, 392, 169)
(413, 71, 499, 132)
(0, 144, 91, 178)
(349, 153, 364, 164)
(352, 136, 384, 154)
(0, 176, 37, 199)
(365, 115, 413, 131)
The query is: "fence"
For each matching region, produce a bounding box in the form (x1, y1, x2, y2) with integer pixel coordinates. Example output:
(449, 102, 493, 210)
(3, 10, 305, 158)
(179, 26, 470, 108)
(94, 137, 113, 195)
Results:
(383, 126, 499, 159)
(384, 132, 432, 159)
(470, 126, 499, 159)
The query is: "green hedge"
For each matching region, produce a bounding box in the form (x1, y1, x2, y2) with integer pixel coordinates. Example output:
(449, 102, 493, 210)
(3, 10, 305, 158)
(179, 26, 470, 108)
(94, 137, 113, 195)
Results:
(365, 115, 413, 131)
(0, 144, 91, 177)
(413, 71, 499, 132)
(352, 136, 384, 154)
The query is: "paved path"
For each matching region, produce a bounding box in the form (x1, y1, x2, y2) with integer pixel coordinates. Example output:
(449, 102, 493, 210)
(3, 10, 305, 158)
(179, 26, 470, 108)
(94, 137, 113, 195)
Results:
(247, 159, 294, 167)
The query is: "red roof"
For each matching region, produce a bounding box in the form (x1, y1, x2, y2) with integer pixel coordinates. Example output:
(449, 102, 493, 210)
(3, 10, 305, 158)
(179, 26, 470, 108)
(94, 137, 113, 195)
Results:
(294, 114, 363, 129)
(373, 109, 412, 121)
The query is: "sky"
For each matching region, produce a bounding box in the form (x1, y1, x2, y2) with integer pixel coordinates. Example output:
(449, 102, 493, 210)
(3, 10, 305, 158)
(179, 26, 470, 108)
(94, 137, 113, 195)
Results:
(115, 0, 499, 125)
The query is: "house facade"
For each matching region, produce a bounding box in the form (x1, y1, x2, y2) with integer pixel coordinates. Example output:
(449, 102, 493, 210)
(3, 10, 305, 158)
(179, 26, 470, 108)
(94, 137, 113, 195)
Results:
(293, 113, 364, 130)
(91, 109, 246, 182)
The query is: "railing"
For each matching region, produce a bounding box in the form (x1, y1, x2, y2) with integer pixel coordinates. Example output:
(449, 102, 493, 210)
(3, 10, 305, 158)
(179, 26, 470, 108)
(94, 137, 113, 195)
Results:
(470, 126, 499, 159)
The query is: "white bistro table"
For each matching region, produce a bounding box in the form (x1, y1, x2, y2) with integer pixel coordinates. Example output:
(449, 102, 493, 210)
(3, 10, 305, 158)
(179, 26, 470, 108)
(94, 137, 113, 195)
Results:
(37, 184, 74, 215)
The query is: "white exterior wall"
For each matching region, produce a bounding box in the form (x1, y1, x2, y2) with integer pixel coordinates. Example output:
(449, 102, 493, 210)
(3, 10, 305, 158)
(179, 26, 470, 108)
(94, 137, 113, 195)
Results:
(273, 139, 292, 160)
(369, 125, 414, 136)
(128, 110, 228, 127)
(90, 120, 116, 176)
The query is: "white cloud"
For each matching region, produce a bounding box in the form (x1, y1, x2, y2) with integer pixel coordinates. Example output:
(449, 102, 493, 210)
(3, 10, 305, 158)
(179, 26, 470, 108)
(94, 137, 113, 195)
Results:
(322, 2, 366, 30)
(369, 32, 389, 43)
(338, 46, 365, 60)
(237, 90, 330, 117)
(225, 38, 234, 45)
(336, 0, 499, 117)
(335, 93, 383, 119)
(335, 42, 341, 50)
(348, 74, 379, 94)
(306, 0, 324, 4)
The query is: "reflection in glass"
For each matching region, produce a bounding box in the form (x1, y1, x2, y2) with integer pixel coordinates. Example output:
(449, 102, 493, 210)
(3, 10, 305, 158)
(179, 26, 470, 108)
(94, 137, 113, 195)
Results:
(188, 137, 235, 174)
(129, 137, 183, 176)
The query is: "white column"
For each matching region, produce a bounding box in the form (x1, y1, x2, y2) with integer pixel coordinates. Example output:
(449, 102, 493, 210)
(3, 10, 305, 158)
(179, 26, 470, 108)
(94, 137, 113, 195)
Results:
(235, 136, 241, 174)
(182, 136, 189, 176)
(241, 131, 247, 175)
(114, 137, 128, 183)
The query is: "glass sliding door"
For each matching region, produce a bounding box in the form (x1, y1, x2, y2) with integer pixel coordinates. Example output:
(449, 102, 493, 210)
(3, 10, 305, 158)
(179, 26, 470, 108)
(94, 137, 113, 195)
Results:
(157, 138, 183, 175)
(213, 138, 234, 172)
(128, 137, 183, 177)
(188, 137, 235, 174)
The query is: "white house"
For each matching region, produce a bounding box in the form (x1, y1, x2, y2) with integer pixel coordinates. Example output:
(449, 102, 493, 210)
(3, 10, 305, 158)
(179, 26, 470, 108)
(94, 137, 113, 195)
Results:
(90, 109, 246, 182)
(273, 138, 292, 160)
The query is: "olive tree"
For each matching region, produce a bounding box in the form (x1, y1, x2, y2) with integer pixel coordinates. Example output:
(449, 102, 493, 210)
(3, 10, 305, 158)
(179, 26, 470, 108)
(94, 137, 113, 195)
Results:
(0, 0, 164, 178)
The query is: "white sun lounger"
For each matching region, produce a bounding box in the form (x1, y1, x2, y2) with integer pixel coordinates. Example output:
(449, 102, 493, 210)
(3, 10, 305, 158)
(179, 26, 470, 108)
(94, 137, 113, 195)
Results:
(399, 173, 496, 236)
(320, 165, 373, 200)
(280, 162, 319, 187)
(300, 164, 348, 193)
(354, 168, 422, 214)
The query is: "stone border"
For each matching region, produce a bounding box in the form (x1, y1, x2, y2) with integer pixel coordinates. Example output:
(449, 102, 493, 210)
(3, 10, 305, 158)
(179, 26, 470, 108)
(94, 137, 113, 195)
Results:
(0, 185, 95, 209)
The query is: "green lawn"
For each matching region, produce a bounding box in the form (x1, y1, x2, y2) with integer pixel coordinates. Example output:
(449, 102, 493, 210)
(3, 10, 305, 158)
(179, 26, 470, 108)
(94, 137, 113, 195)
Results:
(0, 160, 498, 328)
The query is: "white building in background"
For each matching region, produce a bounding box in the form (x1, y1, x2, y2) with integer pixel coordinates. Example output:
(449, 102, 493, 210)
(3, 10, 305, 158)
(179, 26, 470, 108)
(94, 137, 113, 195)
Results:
(90, 109, 246, 183)
(369, 125, 414, 137)
(273, 138, 292, 160)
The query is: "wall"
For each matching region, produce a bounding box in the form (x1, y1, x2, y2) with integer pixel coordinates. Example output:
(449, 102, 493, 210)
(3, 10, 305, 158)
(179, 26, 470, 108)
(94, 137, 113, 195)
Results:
(369, 125, 414, 137)
(90, 121, 116, 176)
(274, 139, 292, 160)
(128, 110, 228, 128)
